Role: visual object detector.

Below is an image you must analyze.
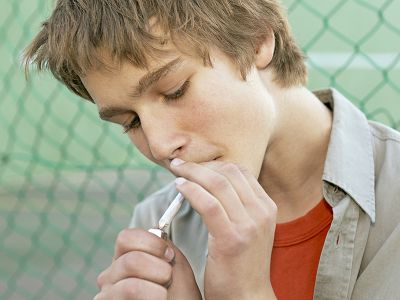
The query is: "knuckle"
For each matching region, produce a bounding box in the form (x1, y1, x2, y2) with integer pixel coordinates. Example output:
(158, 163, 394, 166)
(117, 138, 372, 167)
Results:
(122, 251, 141, 273)
(117, 227, 144, 244)
(121, 251, 171, 285)
(223, 231, 248, 252)
(115, 228, 132, 247)
(121, 278, 142, 297)
(236, 163, 250, 175)
(210, 174, 230, 190)
(122, 278, 167, 299)
(114, 228, 150, 257)
(159, 263, 173, 284)
(265, 198, 278, 216)
(232, 224, 257, 248)
(220, 162, 239, 174)
(233, 233, 248, 249)
(269, 201, 278, 216)
(202, 198, 221, 217)
(258, 202, 277, 226)
(93, 292, 104, 300)
(96, 270, 108, 289)
(241, 221, 258, 236)
(184, 184, 204, 202)
(121, 279, 141, 298)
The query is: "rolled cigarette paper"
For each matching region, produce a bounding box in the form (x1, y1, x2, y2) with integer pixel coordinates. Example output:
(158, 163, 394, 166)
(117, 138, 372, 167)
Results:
(158, 193, 185, 230)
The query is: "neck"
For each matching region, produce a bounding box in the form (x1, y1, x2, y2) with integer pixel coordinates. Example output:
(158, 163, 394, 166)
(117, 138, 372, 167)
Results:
(258, 82, 333, 223)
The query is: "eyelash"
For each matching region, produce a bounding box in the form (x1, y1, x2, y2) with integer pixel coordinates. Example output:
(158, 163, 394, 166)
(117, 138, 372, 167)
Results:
(123, 80, 190, 134)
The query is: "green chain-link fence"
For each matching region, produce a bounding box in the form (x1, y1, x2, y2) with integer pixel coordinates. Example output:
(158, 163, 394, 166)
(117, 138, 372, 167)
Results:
(1, 0, 399, 299)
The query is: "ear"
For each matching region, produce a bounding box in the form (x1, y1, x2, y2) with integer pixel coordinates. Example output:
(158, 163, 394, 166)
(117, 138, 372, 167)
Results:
(254, 30, 275, 69)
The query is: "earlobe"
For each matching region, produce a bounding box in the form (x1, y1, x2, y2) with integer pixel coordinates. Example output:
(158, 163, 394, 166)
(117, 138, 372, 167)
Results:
(255, 31, 275, 69)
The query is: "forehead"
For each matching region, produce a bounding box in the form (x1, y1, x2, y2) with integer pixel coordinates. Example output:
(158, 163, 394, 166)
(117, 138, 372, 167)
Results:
(81, 44, 241, 105)
(80, 47, 198, 109)
(86, 43, 177, 75)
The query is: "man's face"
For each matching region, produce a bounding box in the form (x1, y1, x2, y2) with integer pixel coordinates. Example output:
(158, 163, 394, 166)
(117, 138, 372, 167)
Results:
(81, 48, 277, 178)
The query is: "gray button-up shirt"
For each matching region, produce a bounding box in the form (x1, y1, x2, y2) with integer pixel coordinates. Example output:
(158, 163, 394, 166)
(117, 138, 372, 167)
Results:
(130, 88, 400, 300)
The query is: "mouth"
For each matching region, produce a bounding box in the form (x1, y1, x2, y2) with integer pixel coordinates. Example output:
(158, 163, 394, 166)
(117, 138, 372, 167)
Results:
(167, 156, 222, 168)
(198, 156, 222, 166)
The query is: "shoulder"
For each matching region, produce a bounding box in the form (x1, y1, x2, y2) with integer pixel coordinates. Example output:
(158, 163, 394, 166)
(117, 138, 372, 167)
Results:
(369, 120, 400, 149)
(368, 121, 400, 197)
(361, 121, 400, 272)
(129, 181, 179, 229)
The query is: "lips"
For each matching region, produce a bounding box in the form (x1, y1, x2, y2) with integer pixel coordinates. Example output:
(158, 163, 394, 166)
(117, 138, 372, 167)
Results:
(197, 156, 222, 166)
(167, 156, 219, 167)
(202, 156, 221, 163)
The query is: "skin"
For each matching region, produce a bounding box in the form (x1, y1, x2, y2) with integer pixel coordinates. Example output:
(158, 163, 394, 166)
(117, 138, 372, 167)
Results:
(83, 33, 333, 299)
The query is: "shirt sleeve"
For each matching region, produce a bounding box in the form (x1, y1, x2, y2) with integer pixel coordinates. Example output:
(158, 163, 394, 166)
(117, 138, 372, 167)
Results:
(129, 201, 155, 229)
(128, 181, 177, 229)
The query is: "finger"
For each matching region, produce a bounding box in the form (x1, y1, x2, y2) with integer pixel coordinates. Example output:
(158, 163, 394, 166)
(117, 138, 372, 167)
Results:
(237, 165, 267, 198)
(202, 161, 261, 210)
(171, 160, 247, 222)
(113, 228, 173, 262)
(103, 251, 172, 286)
(175, 178, 237, 239)
(199, 161, 276, 224)
(166, 240, 202, 298)
(200, 160, 269, 201)
(237, 164, 276, 209)
(95, 277, 167, 300)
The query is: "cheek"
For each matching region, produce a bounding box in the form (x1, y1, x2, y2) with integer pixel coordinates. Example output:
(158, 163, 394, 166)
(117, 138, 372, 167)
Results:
(177, 85, 222, 134)
(127, 132, 156, 162)
(188, 80, 251, 134)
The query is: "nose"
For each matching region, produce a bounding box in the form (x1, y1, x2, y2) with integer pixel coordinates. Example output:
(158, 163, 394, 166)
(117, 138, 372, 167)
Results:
(140, 111, 188, 162)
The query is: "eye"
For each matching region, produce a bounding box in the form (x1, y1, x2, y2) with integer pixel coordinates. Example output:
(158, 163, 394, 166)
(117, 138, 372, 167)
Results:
(163, 80, 190, 101)
(122, 115, 141, 134)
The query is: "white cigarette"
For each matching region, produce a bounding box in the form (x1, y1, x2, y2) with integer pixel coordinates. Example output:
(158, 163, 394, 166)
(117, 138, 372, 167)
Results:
(158, 193, 185, 230)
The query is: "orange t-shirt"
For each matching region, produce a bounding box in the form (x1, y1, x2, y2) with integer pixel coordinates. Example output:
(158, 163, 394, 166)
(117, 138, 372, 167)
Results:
(270, 199, 333, 300)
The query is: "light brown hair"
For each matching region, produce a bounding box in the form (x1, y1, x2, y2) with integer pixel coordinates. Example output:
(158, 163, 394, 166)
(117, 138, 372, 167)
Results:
(23, 0, 307, 102)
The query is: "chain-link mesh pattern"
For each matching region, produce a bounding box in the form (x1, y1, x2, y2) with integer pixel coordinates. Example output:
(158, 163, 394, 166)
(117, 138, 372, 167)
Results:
(1, 0, 399, 299)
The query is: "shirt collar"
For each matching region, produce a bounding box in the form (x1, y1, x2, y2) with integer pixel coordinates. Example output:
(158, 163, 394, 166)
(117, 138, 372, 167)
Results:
(315, 88, 376, 223)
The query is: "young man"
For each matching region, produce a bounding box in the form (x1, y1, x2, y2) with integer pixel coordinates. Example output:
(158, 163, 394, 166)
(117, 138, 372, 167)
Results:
(24, 0, 400, 299)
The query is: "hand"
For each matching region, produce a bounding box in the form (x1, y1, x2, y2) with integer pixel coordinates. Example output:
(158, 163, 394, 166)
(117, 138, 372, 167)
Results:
(94, 228, 202, 300)
(171, 159, 277, 300)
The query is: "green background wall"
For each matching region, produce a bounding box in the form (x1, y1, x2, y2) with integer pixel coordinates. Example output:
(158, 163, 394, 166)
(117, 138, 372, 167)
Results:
(1, 0, 399, 299)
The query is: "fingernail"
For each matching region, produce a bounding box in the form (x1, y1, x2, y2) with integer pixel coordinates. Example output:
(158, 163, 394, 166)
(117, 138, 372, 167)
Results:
(175, 177, 187, 185)
(171, 158, 185, 167)
(164, 247, 175, 261)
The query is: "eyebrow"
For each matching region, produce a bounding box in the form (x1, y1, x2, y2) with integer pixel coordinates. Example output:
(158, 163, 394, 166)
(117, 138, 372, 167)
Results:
(99, 107, 131, 120)
(98, 57, 183, 120)
(129, 57, 183, 98)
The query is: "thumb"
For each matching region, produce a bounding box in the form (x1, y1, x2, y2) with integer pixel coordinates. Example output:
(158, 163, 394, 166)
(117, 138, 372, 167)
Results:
(166, 240, 202, 300)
